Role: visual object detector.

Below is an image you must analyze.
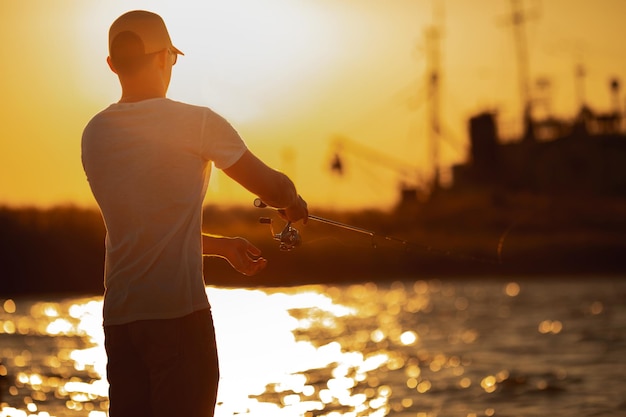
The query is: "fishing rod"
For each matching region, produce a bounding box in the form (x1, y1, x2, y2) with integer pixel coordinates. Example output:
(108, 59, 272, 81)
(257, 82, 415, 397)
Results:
(253, 198, 502, 265)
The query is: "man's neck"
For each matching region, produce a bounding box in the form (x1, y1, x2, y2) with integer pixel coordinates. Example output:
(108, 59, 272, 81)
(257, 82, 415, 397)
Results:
(119, 89, 165, 103)
(118, 76, 166, 103)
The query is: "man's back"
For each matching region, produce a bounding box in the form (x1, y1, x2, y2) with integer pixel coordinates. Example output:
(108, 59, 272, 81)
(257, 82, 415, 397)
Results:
(82, 98, 247, 325)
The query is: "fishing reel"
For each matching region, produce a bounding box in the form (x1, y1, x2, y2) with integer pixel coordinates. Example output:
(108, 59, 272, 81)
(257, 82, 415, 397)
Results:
(259, 217, 302, 251)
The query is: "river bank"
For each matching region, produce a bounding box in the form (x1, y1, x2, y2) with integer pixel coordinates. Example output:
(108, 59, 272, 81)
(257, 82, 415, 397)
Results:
(1, 190, 624, 295)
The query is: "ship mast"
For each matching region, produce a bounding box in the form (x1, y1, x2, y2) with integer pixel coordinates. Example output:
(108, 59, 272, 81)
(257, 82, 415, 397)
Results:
(506, 0, 536, 141)
(425, 0, 444, 191)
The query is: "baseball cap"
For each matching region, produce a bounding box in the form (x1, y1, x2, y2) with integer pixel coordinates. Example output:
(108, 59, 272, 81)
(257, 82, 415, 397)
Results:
(109, 10, 184, 57)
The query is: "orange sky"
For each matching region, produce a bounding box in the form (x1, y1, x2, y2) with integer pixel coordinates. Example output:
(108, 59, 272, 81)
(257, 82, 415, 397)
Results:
(1, 0, 625, 210)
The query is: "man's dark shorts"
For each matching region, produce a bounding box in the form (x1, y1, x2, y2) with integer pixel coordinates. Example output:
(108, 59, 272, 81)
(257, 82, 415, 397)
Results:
(104, 308, 219, 417)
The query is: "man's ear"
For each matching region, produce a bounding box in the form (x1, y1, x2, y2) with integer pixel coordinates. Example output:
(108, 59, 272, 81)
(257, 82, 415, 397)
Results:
(106, 56, 118, 74)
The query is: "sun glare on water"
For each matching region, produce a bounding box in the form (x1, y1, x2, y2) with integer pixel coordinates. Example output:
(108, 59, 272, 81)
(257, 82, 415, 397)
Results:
(0, 286, 393, 417)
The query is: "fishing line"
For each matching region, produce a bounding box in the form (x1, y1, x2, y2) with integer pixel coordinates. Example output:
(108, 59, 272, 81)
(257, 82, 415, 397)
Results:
(496, 210, 535, 264)
(254, 199, 503, 265)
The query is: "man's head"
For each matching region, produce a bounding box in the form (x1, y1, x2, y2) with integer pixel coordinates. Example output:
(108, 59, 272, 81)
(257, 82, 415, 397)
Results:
(108, 10, 183, 76)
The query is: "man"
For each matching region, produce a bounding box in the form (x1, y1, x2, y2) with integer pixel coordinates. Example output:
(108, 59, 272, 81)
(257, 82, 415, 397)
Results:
(81, 10, 308, 417)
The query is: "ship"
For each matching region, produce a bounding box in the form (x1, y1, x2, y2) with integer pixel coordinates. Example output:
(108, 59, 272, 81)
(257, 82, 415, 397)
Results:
(451, 79, 626, 198)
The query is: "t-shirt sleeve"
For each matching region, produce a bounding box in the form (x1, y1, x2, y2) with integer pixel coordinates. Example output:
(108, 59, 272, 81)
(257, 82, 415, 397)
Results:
(200, 109, 248, 169)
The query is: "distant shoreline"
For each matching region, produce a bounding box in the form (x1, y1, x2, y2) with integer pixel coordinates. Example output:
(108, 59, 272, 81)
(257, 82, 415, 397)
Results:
(1, 192, 624, 296)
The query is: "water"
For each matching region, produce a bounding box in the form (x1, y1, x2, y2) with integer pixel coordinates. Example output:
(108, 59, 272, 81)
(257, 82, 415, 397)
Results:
(1, 277, 625, 417)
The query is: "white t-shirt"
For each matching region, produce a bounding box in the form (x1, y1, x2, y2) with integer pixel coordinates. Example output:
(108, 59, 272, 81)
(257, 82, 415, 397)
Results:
(81, 98, 247, 326)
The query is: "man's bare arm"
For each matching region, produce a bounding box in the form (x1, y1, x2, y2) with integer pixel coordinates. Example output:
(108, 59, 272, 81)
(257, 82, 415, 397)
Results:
(223, 150, 308, 222)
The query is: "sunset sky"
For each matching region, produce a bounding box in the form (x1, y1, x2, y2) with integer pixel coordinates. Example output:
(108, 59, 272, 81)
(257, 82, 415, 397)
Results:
(1, 0, 625, 210)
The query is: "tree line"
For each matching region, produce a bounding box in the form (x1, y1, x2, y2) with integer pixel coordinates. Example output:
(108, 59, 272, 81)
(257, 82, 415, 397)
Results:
(0, 206, 106, 295)
(2, 196, 625, 296)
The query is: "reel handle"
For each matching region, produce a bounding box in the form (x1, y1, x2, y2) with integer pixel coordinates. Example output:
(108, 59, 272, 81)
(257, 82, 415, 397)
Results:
(253, 198, 268, 208)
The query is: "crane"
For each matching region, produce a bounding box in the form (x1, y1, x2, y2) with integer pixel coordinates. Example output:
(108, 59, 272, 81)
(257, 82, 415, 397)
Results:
(329, 135, 425, 205)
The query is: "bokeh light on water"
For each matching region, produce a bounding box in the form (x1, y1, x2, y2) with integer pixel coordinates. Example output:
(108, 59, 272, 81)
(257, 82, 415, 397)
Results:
(1, 278, 625, 417)
(0, 297, 107, 417)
